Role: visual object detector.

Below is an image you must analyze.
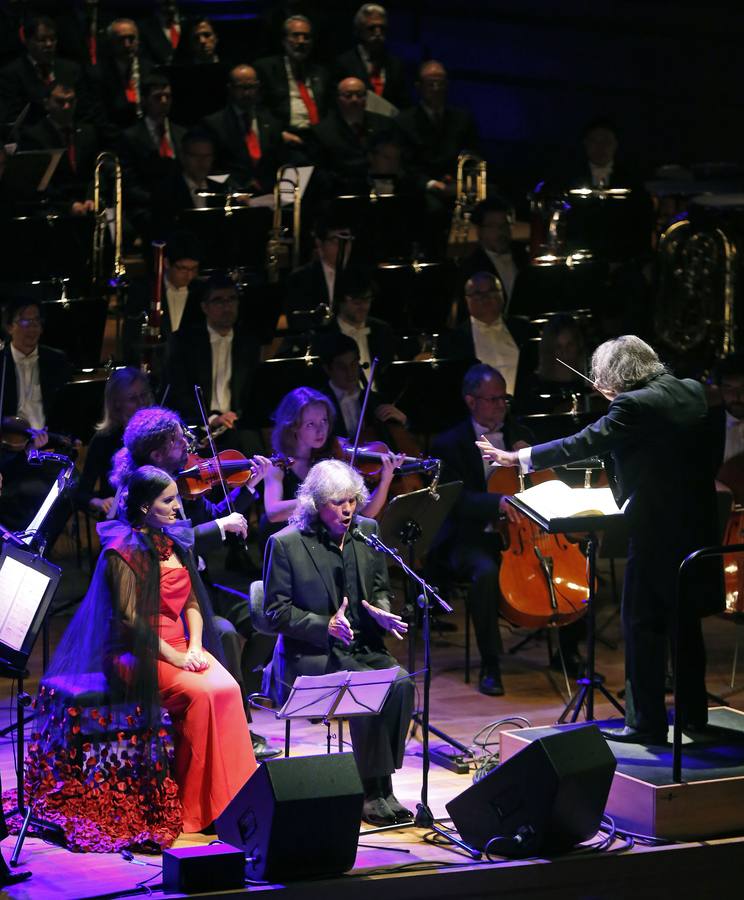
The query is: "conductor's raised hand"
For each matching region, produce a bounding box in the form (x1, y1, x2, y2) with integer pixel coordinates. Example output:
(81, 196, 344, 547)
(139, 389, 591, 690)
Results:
(476, 437, 519, 468)
(361, 600, 408, 640)
(328, 597, 354, 645)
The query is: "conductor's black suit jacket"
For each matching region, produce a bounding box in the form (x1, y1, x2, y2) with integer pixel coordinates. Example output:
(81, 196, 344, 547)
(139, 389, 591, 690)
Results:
(263, 515, 392, 702)
(529, 372, 721, 615)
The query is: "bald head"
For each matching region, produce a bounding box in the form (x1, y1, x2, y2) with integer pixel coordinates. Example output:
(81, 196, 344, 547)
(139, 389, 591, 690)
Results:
(337, 77, 366, 122)
(228, 64, 261, 111)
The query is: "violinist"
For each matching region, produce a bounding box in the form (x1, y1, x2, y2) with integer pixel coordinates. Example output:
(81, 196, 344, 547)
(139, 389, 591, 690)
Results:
(0, 297, 73, 534)
(261, 385, 404, 547)
(478, 336, 721, 744)
(429, 363, 530, 697)
(109, 405, 278, 760)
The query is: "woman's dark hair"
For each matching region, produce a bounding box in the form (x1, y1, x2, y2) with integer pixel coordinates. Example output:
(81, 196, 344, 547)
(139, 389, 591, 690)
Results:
(124, 465, 174, 526)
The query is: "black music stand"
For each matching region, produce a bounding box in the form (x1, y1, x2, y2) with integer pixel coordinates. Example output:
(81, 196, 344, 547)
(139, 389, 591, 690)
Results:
(507, 485, 626, 723)
(0, 541, 63, 865)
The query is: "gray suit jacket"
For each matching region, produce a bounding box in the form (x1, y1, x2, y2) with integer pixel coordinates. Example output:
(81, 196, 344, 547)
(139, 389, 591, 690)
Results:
(262, 515, 392, 702)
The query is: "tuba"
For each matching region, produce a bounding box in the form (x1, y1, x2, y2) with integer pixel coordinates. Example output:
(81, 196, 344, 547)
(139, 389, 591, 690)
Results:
(92, 151, 125, 290)
(447, 151, 487, 259)
(266, 165, 302, 283)
(654, 211, 737, 359)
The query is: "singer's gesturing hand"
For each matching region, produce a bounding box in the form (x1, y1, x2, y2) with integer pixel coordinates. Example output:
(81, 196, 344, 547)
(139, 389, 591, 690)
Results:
(475, 438, 519, 468)
(361, 600, 408, 640)
(329, 597, 354, 645)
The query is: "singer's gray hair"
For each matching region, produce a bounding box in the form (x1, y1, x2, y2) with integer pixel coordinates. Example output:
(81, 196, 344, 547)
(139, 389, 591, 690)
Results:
(590, 335, 667, 395)
(290, 459, 369, 531)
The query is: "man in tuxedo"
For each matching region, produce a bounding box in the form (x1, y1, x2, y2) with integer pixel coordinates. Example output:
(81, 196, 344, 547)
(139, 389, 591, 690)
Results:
(137, 0, 183, 67)
(442, 271, 528, 397)
(335, 4, 410, 110)
(479, 336, 722, 743)
(709, 353, 744, 497)
(254, 15, 330, 153)
(119, 74, 185, 236)
(0, 14, 85, 125)
(96, 18, 153, 138)
(201, 64, 282, 193)
(316, 333, 407, 439)
(308, 75, 393, 194)
(20, 80, 98, 213)
(283, 215, 354, 325)
(263, 458, 414, 825)
(459, 197, 527, 309)
(165, 273, 261, 453)
(186, 17, 221, 65)
(0, 297, 74, 533)
(430, 364, 529, 696)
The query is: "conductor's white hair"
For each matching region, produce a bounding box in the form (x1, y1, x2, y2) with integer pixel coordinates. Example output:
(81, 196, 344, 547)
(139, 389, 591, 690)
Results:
(590, 335, 666, 395)
(290, 459, 369, 531)
(354, 4, 387, 32)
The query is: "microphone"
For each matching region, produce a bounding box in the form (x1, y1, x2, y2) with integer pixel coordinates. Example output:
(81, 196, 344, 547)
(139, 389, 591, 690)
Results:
(350, 525, 373, 546)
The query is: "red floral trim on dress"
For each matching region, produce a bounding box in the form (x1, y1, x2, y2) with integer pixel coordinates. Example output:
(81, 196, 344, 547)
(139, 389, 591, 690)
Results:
(12, 688, 183, 853)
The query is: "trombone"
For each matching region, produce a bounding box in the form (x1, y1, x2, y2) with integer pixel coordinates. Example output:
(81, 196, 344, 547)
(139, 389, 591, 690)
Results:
(266, 165, 302, 283)
(447, 151, 487, 258)
(92, 151, 125, 289)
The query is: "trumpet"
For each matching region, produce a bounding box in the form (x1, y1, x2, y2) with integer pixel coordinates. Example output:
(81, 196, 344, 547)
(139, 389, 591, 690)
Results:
(92, 151, 125, 289)
(266, 165, 302, 283)
(447, 151, 487, 258)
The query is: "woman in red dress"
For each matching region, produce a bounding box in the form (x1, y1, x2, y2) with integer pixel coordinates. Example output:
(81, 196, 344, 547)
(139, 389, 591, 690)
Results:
(26, 466, 256, 850)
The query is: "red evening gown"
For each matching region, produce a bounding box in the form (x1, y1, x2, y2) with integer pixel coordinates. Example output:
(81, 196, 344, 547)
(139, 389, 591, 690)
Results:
(157, 566, 256, 832)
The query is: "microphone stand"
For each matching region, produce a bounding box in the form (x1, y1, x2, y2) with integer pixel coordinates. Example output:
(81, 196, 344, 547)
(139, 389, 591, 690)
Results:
(352, 528, 481, 858)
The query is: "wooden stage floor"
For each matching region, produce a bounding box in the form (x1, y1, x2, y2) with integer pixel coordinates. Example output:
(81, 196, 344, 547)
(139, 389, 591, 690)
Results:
(2, 558, 744, 898)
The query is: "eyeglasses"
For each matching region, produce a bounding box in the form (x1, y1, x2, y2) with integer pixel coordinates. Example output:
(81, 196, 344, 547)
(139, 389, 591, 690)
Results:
(13, 317, 42, 328)
(470, 393, 510, 405)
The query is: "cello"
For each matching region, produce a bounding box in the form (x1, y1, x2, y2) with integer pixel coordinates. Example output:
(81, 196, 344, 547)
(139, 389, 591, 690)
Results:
(489, 465, 590, 630)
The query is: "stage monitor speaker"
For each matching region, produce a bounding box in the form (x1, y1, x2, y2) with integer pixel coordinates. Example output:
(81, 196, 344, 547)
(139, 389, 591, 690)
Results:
(446, 724, 616, 856)
(216, 753, 364, 881)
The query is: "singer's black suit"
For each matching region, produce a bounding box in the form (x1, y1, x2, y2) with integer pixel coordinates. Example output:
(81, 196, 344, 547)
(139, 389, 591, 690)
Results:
(529, 372, 721, 734)
(263, 515, 413, 779)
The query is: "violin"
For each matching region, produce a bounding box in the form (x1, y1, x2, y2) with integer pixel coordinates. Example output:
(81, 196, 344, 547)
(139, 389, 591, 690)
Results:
(489, 465, 590, 630)
(176, 449, 293, 499)
(0, 415, 80, 454)
(334, 436, 439, 482)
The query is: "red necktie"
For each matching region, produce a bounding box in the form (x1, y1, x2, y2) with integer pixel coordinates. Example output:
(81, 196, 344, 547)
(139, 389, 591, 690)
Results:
(369, 63, 384, 96)
(296, 79, 319, 125)
(244, 126, 261, 162)
(159, 126, 174, 159)
(87, 34, 97, 66)
(125, 66, 138, 105)
(169, 24, 180, 49)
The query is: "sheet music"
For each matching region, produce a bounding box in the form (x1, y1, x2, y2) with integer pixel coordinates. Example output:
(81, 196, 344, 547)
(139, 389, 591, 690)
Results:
(333, 666, 400, 716)
(278, 666, 400, 719)
(23, 474, 65, 544)
(515, 480, 622, 520)
(0, 556, 50, 651)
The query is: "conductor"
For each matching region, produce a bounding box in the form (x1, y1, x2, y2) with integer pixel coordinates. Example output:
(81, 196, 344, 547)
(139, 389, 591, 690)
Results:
(478, 335, 722, 744)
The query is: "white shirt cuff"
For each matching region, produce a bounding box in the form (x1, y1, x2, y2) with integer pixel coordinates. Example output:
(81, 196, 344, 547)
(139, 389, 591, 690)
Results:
(517, 446, 534, 474)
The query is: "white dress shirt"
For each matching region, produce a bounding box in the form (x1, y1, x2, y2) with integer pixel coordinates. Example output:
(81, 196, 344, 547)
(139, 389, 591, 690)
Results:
(184, 173, 209, 209)
(165, 282, 189, 333)
(11, 344, 45, 429)
(330, 381, 361, 436)
(284, 56, 315, 129)
(338, 318, 372, 371)
(589, 161, 613, 188)
(472, 417, 505, 484)
(470, 316, 520, 395)
(321, 260, 336, 305)
(208, 325, 233, 413)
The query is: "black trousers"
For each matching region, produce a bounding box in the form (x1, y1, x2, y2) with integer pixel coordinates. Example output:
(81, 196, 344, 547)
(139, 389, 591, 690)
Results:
(448, 533, 503, 668)
(329, 646, 414, 780)
(622, 542, 708, 734)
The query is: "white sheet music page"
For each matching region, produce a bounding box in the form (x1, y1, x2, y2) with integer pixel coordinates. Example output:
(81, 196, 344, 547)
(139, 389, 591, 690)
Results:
(333, 666, 400, 717)
(0, 556, 50, 651)
(516, 480, 622, 520)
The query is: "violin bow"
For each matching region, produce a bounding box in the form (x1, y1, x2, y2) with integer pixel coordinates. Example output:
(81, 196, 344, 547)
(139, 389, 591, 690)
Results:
(350, 356, 379, 469)
(193, 384, 234, 515)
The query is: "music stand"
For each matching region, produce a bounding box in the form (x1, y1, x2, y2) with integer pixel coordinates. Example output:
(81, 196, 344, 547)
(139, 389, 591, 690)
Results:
(0, 541, 63, 865)
(276, 667, 400, 758)
(507, 483, 626, 723)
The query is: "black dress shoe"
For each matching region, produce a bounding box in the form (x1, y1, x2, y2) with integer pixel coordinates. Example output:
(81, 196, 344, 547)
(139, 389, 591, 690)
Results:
(600, 725, 668, 744)
(362, 796, 397, 826)
(479, 669, 505, 697)
(251, 732, 282, 760)
(550, 650, 584, 678)
(0, 870, 32, 887)
(384, 793, 414, 823)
